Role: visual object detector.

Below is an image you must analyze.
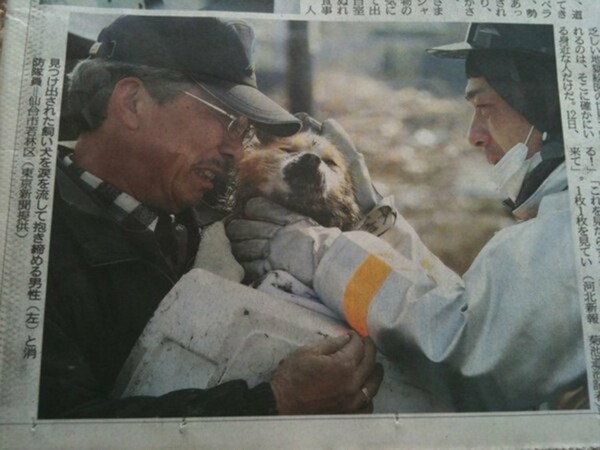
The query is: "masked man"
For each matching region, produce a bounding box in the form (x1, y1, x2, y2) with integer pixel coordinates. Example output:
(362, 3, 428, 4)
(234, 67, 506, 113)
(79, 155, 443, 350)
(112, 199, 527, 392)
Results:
(228, 23, 586, 411)
(40, 15, 382, 418)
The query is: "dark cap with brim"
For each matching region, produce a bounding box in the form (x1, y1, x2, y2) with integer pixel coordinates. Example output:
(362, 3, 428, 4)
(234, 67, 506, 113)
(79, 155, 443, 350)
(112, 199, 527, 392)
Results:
(427, 22, 561, 137)
(89, 15, 301, 136)
(195, 77, 302, 137)
(426, 41, 474, 59)
(427, 23, 555, 59)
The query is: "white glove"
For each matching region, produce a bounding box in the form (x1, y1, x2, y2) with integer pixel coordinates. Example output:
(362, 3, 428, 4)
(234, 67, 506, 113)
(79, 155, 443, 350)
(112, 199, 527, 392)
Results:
(193, 222, 245, 283)
(356, 195, 398, 237)
(226, 197, 342, 286)
(320, 118, 383, 216)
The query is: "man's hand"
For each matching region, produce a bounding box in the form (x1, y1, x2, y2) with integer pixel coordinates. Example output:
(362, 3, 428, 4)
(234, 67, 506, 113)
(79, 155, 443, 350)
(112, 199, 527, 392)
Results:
(271, 332, 383, 415)
(227, 197, 341, 285)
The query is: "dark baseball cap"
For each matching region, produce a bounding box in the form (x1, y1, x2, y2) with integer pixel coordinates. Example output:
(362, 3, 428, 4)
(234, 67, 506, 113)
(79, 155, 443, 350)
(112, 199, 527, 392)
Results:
(89, 15, 301, 136)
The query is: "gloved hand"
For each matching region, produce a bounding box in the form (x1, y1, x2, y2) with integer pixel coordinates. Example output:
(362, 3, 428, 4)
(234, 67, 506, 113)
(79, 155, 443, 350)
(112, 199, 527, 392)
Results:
(226, 197, 341, 286)
(295, 113, 382, 216)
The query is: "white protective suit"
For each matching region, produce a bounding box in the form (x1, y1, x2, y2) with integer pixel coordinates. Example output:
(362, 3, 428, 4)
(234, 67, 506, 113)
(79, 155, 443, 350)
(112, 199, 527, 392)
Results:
(312, 160, 586, 411)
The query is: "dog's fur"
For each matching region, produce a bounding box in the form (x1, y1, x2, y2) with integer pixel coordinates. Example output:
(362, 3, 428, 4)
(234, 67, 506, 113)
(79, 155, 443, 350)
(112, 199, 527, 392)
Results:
(235, 132, 360, 231)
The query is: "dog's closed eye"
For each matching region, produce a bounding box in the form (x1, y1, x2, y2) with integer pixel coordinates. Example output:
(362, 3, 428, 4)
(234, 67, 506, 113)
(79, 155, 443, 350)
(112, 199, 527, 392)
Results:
(323, 158, 338, 168)
(277, 145, 294, 153)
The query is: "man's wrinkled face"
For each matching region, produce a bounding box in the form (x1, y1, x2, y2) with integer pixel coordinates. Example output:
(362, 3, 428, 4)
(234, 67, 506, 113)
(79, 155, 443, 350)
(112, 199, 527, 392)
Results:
(465, 77, 536, 165)
(138, 88, 244, 213)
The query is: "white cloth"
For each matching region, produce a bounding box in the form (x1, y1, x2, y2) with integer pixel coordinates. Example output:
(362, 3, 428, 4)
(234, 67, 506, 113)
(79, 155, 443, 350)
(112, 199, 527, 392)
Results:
(313, 162, 585, 410)
(194, 222, 245, 283)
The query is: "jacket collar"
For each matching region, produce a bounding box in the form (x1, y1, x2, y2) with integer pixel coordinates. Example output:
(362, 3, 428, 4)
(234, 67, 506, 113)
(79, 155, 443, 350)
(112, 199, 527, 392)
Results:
(512, 161, 568, 220)
(502, 139, 567, 220)
(55, 166, 152, 266)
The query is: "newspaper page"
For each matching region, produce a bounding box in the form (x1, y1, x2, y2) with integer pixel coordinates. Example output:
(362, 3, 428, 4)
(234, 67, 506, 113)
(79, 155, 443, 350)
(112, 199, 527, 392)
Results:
(0, 0, 599, 448)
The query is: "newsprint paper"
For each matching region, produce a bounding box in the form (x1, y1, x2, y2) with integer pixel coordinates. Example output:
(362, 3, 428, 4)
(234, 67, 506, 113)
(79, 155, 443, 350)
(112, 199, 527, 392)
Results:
(1, 0, 600, 448)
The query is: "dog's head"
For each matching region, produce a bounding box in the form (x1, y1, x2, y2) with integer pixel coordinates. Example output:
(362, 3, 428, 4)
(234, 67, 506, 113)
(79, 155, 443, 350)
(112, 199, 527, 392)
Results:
(235, 132, 360, 230)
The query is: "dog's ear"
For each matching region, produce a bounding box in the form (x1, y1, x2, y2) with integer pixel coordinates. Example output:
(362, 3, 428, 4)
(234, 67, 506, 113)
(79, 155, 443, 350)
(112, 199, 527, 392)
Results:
(254, 128, 279, 145)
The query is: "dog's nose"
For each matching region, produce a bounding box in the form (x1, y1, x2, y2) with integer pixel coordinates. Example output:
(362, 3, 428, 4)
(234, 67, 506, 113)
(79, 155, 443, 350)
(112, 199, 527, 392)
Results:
(298, 153, 321, 169)
(284, 153, 323, 191)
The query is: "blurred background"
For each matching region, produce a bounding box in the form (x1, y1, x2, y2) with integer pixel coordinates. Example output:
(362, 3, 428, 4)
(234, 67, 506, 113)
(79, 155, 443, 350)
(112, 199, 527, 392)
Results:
(62, 15, 515, 275)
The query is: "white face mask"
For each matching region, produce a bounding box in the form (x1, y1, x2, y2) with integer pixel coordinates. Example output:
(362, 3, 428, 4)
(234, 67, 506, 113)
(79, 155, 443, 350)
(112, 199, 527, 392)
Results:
(491, 125, 539, 201)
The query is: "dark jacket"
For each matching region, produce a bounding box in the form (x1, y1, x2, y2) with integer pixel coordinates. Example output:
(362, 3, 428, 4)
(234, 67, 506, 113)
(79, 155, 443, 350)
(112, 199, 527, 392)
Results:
(38, 164, 276, 418)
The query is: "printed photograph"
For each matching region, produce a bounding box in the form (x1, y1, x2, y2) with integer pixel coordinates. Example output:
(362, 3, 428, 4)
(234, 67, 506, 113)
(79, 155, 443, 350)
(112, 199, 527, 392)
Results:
(39, 12, 585, 419)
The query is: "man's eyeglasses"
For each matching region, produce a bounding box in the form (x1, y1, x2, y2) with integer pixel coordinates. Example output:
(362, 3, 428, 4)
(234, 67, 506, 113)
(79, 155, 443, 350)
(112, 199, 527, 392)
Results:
(183, 90, 255, 144)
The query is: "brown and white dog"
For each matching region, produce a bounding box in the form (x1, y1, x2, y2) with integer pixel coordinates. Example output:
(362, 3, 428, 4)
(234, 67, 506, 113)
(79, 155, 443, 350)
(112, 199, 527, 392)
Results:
(234, 131, 360, 231)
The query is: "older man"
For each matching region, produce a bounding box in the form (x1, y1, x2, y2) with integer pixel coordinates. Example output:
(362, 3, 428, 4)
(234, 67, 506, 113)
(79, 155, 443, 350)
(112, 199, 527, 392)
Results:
(39, 15, 381, 418)
(229, 23, 587, 411)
